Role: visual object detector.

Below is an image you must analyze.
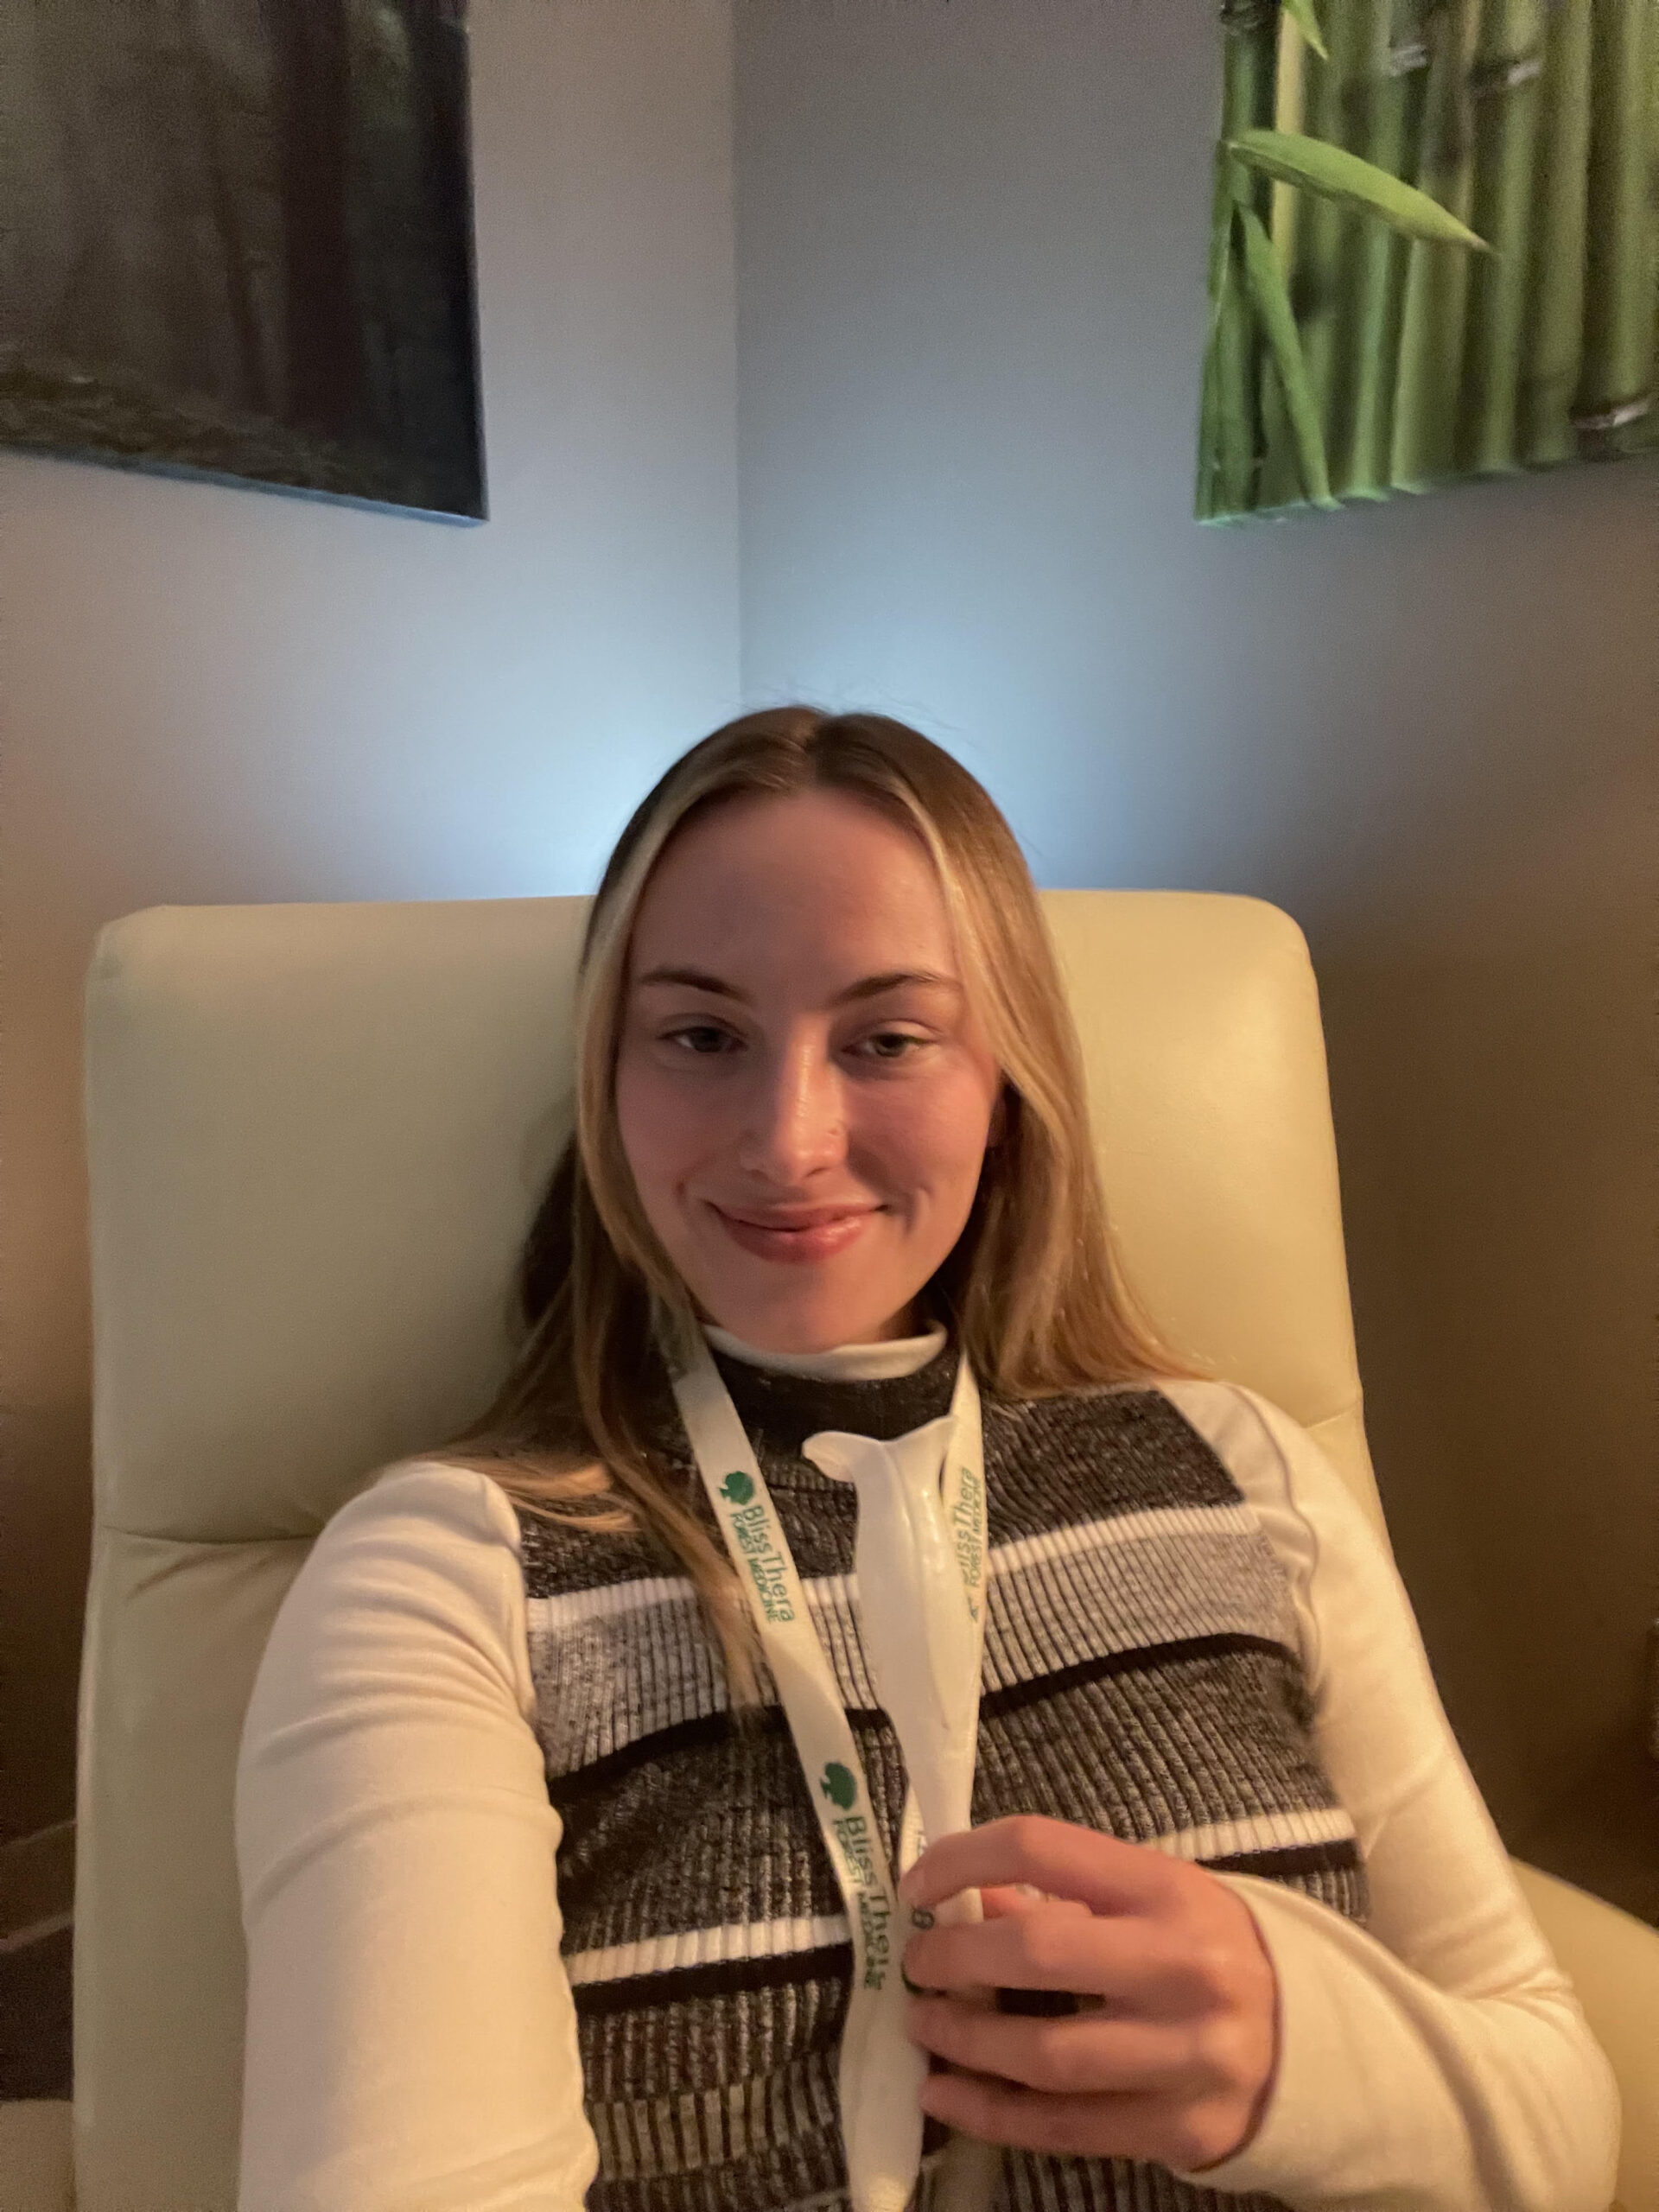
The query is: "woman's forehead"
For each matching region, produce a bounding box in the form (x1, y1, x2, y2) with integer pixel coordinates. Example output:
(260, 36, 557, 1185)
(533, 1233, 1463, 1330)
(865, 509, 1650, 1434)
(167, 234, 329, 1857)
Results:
(630, 789, 956, 970)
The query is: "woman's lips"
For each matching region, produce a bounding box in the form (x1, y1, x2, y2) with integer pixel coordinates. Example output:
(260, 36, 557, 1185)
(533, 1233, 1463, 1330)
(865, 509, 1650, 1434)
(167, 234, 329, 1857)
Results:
(709, 1204, 880, 1265)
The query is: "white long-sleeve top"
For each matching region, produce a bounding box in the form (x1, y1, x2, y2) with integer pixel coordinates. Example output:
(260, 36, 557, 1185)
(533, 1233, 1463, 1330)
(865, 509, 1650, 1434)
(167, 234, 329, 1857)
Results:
(235, 1336, 1621, 2212)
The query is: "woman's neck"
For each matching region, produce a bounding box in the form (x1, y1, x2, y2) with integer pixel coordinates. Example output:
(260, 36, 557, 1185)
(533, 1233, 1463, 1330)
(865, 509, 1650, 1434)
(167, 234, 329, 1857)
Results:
(701, 1319, 947, 1382)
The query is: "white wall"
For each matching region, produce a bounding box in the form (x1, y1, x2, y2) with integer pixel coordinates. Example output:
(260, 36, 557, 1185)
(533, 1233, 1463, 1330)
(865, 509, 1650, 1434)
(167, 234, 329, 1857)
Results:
(734, 0, 1659, 1903)
(0, 0, 740, 1853)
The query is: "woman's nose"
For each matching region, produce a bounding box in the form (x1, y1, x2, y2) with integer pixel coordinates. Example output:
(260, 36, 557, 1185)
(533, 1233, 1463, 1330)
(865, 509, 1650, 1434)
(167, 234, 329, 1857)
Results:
(735, 1046, 848, 1183)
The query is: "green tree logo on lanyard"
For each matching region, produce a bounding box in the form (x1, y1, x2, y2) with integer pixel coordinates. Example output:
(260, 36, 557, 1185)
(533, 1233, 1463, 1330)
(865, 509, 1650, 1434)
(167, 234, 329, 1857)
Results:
(720, 1471, 754, 1505)
(819, 1761, 858, 1810)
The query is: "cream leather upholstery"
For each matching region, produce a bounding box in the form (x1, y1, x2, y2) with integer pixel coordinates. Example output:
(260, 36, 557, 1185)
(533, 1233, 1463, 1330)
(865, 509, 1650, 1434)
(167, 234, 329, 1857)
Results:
(62, 890, 1655, 2212)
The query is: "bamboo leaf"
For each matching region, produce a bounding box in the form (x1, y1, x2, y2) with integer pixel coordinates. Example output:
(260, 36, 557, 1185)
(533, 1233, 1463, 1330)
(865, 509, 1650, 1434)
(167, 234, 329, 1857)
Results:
(1281, 0, 1328, 62)
(1226, 127, 1493, 250)
(1237, 207, 1338, 507)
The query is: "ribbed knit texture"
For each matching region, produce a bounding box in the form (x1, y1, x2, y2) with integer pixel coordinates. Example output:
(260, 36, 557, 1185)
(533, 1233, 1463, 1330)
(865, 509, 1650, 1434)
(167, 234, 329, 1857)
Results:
(513, 1345, 1367, 2212)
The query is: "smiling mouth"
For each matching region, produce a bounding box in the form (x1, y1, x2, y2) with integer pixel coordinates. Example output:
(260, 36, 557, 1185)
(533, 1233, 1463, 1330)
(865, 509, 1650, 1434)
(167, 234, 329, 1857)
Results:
(709, 1203, 881, 1263)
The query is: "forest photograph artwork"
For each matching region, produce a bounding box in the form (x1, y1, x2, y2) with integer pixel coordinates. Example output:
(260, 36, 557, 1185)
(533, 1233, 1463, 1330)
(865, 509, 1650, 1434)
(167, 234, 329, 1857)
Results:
(1, 0, 485, 520)
(1197, 0, 1659, 521)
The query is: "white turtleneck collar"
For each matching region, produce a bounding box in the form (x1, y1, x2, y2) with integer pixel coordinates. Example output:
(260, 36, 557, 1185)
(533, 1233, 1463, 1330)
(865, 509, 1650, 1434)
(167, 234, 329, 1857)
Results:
(702, 1319, 948, 1382)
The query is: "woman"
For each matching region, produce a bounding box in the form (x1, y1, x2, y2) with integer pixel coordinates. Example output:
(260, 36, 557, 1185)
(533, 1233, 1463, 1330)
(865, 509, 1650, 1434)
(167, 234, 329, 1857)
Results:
(236, 708, 1618, 2212)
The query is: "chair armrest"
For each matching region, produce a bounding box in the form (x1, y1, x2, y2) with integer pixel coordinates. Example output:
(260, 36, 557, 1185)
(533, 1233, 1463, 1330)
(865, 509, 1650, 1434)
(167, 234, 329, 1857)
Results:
(1511, 1854, 1659, 2212)
(0, 2101, 73, 2211)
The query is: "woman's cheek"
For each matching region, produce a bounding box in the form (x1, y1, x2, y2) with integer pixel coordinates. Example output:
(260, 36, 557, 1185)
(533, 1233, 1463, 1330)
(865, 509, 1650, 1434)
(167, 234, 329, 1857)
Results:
(861, 1094, 988, 1214)
(615, 1061, 696, 1205)
(907, 1071, 998, 1175)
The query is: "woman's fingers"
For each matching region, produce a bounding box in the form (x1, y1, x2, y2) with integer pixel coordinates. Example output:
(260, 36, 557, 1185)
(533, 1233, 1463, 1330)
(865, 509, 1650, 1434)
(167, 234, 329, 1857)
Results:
(908, 1992, 1195, 2099)
(922, 2060, 1125, 2154)
(908, 1895, 1097, 1993)
(906, 1897, 1211, 2012)
(918, 2062, 1230, 2165)
(976, 1882, 1043, 1921)
(900, 1815, 1181, 1919)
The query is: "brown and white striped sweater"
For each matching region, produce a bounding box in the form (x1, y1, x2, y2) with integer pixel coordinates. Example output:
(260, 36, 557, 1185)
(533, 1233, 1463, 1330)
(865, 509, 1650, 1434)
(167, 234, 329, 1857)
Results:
(515, 1338, 1366, 2212)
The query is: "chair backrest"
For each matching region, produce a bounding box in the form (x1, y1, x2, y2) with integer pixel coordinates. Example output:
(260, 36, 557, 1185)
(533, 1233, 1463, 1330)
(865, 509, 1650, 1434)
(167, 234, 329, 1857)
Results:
(76, 889, 1382, 2211)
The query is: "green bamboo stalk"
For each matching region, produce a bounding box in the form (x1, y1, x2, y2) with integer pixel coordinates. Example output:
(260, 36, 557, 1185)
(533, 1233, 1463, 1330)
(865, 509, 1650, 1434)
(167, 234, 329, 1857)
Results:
(1314, 0, 1378, 493)
(1290, 21, 1351, 460)
(1196, 3, 1281, 521)
(1458, 0, 1548, 475)
(1258, 16, 1313, 510)
(1391, 0, 1484, 489)
(1329, 1, 1422, 497)
(1574, 0, 1658, 457)
(1642, 1, 1659, 452)
(1198, 297, 1227, 517)
(1212, 239, 1257, 512)
(1214, 238, 1257, 512)
(1517, 0, 1595, 466)
(1239, 204, 1338, 504)
(1271, 9, 1312, 251)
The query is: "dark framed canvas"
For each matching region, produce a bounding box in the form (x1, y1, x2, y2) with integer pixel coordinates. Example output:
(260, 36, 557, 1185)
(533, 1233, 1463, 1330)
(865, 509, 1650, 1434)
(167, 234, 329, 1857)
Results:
(2, 0, 486, 522)
(1196, 0, 1659, 523)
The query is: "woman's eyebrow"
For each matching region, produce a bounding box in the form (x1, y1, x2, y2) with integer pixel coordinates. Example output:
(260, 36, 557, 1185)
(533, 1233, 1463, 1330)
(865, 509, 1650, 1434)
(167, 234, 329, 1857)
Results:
(632, 964, 961, 1006)
(836, 969, 962, 1004)
(633, 964, 747, 1000)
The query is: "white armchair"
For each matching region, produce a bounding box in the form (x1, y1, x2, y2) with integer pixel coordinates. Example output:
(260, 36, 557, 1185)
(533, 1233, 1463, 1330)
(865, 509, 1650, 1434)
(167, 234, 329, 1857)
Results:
(23, 890, 1654, 2210)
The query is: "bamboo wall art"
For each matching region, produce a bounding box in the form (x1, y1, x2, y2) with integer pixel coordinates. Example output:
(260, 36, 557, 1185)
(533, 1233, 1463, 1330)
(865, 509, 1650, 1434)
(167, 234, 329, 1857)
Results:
(1195, 0, 1659, 521)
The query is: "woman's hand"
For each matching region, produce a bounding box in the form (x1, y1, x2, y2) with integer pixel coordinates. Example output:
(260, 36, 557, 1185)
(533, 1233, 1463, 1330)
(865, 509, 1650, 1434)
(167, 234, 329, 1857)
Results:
(898, 1815, 1281, 2172)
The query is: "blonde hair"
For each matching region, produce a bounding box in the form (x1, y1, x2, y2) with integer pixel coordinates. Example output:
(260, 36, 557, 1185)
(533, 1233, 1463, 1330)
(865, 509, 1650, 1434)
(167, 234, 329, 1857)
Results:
(443, 707, 1192, 1703)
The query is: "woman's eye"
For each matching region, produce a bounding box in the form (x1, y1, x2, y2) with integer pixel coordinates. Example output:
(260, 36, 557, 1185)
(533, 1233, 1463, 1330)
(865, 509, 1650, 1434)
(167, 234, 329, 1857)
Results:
(664, 1024, 738, 1055)
(856, 1031, 925, 1062)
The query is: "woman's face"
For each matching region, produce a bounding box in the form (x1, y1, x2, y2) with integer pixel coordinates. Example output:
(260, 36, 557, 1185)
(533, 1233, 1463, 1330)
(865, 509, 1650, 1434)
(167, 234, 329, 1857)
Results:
(614, 788, 1004, 1351)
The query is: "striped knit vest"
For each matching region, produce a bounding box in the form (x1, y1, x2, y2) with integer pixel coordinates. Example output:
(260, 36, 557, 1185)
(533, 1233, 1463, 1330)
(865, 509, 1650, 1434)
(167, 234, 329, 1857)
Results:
(514, 1343, 1369, 2212)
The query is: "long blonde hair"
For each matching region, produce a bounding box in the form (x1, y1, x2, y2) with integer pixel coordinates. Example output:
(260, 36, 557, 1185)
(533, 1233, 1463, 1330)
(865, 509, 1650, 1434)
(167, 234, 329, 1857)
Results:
(445, 707, 1190, 1701)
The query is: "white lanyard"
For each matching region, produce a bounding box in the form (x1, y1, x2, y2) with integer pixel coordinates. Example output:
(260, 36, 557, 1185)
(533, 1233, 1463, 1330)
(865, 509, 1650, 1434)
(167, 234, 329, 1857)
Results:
(669, 1329, 998, 2212)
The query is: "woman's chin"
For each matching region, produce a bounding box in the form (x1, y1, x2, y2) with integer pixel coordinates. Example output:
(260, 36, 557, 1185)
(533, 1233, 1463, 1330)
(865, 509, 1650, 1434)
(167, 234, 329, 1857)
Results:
(698, 1281, 916, 1355)
(710, 1313, 871, 1356)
